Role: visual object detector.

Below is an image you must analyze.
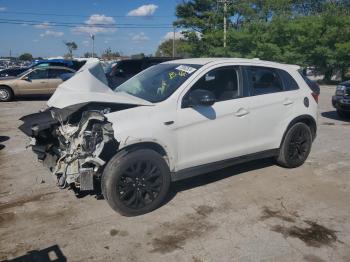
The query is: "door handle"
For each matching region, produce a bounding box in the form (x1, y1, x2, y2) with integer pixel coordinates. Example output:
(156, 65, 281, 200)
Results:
(283, 99, 294, 106)
(40, 81, 46, 84)
(235, 108, 249, 117)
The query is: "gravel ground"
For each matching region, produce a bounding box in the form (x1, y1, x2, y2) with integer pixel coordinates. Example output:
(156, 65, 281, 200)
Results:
(0, 86, 349, 262)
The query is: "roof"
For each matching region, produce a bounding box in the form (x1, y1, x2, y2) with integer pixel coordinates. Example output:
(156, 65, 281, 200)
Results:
(164, 57, 299, 69)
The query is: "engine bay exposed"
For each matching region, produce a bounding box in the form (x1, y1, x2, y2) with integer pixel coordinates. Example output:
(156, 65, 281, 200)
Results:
(18, 103, 135, 193)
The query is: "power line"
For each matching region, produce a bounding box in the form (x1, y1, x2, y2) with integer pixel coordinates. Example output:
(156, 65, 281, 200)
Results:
(0, 10, 173, 18)
(0, 21, 173, 29)
(0, 18, 174, 28)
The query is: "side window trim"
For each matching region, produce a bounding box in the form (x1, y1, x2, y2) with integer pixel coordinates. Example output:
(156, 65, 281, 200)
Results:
(243, 66, 285, 96)
(277, 69, 300, 91)
(181, 65, 243, 108)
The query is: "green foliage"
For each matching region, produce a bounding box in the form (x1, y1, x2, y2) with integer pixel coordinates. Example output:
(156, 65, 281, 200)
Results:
(166, 0, 350, 81)
(18, 53, 33, 61)
(101, 47, 120, 60)
(64, 41, 78, 59)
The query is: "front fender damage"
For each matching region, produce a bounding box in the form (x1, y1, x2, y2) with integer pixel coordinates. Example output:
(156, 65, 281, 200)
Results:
(19, 105, 119, 193)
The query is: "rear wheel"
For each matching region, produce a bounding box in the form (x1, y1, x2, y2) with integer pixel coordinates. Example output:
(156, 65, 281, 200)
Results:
(102, 149, 170, 216)
(0, 86, 13, 102)
(277, 122, 312, 168)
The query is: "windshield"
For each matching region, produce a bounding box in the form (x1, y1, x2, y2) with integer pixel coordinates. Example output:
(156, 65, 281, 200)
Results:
(17, 68, 31, 78)
(114, 63, 201, 102)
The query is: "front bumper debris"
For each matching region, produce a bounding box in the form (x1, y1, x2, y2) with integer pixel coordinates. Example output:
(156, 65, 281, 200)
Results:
(19, 106, 118, 192)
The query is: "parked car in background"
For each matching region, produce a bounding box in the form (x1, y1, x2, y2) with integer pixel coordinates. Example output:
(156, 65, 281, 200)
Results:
(0, 66, 75, 101)
(332, 80, 350, 118)
(106, 57, 176, 88)
(0, 67, 28, 77)
(0, 59, 86, 79)
(19, 59, 318, 216)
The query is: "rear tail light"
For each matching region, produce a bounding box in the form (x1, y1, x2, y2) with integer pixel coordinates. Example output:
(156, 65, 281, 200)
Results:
(311, 92, 319, 103)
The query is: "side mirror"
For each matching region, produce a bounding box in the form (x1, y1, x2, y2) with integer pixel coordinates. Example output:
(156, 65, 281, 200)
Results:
(185, 89, 216, 107)
(22, 76, 31, 81)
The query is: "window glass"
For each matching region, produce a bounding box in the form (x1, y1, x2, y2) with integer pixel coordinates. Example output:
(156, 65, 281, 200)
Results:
(49, 68, 72, 79)
(190, 66, 239, 102)
(115, 63, 201, 103)
(118, 61, 143, 75)
(28, 68, 48, 79)
(278, 69, 299, 91)
(246, 66, 283, 95)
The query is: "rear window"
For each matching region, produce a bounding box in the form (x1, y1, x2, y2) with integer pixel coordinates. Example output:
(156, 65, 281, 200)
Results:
(278, 69, 299, 91)
(298, 70, 320, 94)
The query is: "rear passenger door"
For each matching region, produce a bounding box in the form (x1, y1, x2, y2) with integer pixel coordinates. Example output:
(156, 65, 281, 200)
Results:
(48, 68, 74, 93)
(243, 66, 298, 151)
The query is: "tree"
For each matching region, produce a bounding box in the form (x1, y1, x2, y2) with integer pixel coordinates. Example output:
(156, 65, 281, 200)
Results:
(155, 39, 192, 57)
(64, 41, 78, 59)
(84, 52, 98, 58)
(101, 47, 121, 60)
(19, 53, 33, 61)
(173, 0, 350, 81)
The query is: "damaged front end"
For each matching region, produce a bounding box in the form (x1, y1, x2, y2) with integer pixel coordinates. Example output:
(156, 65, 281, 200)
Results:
(19, 105, 119, 193)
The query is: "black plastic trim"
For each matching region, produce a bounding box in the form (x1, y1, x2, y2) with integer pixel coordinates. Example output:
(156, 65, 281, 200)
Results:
(171, 149, 279, 181)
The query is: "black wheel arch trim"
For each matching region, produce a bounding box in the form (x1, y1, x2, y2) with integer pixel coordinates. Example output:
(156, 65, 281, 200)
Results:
(280, 115, 317, 149)
(117, 142, 170, 168)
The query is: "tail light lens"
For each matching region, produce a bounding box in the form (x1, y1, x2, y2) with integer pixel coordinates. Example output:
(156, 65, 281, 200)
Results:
(311, 92, 319, 103)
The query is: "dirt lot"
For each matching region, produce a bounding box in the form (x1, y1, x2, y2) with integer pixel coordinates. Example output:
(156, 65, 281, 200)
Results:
(0, 86, 349, 262)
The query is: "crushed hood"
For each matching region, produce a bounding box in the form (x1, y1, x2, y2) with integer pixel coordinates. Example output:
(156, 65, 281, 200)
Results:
(47, 61, 153, 109)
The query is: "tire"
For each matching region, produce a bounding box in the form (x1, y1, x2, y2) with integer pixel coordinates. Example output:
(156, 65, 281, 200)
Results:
(337, 110, 350, 119)
(277, 122, 312, 168)
(0, 86, 13, 102)
(102, 149, 171, 216)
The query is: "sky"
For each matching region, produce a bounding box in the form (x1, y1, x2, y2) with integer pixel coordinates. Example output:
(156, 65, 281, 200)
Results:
(0, 0, 184, 58)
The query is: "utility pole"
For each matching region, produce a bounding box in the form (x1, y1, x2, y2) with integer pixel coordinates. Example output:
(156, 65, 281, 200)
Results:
(172, 27, 176, 58)
(90, 34, 95, 58)
(218, 0, 230, 49)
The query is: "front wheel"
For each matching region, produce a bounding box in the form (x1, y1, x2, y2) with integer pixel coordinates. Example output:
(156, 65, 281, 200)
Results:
(102, 149, 171, 216)
(277, 122, 312, 168)
(0, 86, 13, 102)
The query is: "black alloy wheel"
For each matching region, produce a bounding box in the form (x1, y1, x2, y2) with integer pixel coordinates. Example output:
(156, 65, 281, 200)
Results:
(277, 122, 312, 168)
(118, 160, 163, 209)
(102, 149, 170, 216)
(287, 125, 311, 162)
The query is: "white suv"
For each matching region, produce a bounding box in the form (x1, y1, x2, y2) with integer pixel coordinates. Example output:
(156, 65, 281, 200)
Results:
(19, 58, 318, 216)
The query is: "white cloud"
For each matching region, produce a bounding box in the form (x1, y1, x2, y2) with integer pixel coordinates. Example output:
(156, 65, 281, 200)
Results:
(130, 32, 150, 43)
(72, 14, 116, 35)
(127, 4, 158, 17)
(163, 31, 185, 41)
(0, 6, 7, 11)
(40, 30, 64, 37)
(34, 22, 52, 29)
(82, 40, 90, 47)
(162, 31, 202, 42)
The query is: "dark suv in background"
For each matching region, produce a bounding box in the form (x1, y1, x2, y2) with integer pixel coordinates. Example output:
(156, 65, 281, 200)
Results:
(106, 57, 176, 88)
(332, 80, 350, 118)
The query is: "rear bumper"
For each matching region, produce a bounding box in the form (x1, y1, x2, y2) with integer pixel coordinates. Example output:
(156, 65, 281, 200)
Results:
(332, 96, 350, 112)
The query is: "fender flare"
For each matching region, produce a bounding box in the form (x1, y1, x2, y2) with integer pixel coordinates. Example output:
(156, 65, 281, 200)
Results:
(280, 114, 317, 149)
(117, 139, 175, 171)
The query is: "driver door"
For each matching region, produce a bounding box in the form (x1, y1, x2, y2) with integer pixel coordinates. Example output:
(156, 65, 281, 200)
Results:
(175, 65, 253, 171)
(17, 68, 50, 95)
